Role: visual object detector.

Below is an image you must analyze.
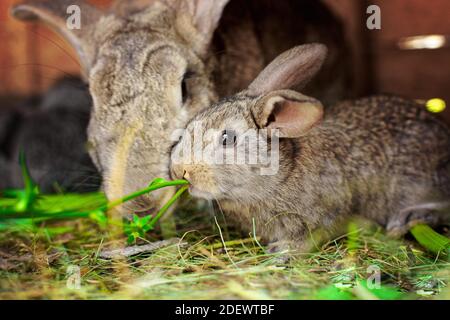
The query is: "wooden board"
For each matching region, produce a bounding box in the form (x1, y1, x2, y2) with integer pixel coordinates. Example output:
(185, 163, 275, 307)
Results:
(0, 0, 113, 96)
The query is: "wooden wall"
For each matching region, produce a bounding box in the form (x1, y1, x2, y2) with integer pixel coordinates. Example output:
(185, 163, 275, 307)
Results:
(0, 0, 112, 97)
(371, 0, 450, 106)
(326, 0, 450, 123)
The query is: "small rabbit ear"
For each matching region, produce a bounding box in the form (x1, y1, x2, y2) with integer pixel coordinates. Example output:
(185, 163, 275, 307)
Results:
(168, 0, 229, 54)
(252, 90, 324, 138)
(11, 0, 104, 76)
(248, 44, 328, 96)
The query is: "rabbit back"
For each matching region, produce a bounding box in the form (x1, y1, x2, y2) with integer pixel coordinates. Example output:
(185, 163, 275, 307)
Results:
(321, 95, 450, 228)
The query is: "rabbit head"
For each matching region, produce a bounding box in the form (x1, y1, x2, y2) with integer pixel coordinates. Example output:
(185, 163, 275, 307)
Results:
(171, 44, 326, 203)
(12, 0, 230, 213)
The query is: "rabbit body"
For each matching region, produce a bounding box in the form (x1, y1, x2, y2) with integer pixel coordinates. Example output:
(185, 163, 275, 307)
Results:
(223, 95, 450, 248)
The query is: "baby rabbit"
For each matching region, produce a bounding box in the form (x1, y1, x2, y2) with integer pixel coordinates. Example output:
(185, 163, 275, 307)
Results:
(171, 44, 450, 252)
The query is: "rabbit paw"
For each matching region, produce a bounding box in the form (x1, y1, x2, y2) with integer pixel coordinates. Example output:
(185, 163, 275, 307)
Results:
(267, 240, 290, 253)
(387, 203, 447, 237)
(266, 241, 293, 263)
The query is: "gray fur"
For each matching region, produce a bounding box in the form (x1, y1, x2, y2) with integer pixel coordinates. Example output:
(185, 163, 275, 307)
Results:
(12, 0, 351, 213)
(171, 45, 450, 252)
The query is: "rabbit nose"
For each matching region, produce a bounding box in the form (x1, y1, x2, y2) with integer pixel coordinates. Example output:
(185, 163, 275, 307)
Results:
(170, 164, 185, 180)
(183, 170, 190, 181)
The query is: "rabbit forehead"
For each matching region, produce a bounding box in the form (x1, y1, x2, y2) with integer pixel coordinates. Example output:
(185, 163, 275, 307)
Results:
(89, 40, 193, 115)
(93, 39, 188, 83)
(192, 98, 255, 132)
(93, 26, 188, 70)
(91, 3, 193, 69)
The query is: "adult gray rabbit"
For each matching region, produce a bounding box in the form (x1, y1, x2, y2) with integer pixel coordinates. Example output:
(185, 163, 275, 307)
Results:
(170, 44, 450, 253)
(12, 0, 351, 214)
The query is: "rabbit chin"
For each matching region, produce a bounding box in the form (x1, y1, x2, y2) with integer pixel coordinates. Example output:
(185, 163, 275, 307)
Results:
(188, 185, 218, 200)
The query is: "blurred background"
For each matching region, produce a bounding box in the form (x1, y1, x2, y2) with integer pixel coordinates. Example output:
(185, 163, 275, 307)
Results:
(325, 0, 450, 123)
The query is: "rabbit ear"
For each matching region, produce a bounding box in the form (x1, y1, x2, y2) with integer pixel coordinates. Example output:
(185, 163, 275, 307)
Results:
(167, 0, 229, 54)
(248, 44, 328, 96)
(12, 0, 104, 76)
(252, 90, 324, 138)
(183, 0, 230, 36)
(111, 0, 157, 16)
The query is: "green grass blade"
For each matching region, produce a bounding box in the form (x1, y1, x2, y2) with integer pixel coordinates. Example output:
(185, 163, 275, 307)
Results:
(16, 151, 39, 211)
(103, 178, 188, 211)
(147, 184, 189, 229)
(410, 224, 450, 256)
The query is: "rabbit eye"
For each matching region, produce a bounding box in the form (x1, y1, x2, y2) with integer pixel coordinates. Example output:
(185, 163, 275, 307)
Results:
(181, 79, 188, 104)
(221, 130, 237, 147)
(181, 71, 194, 105)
